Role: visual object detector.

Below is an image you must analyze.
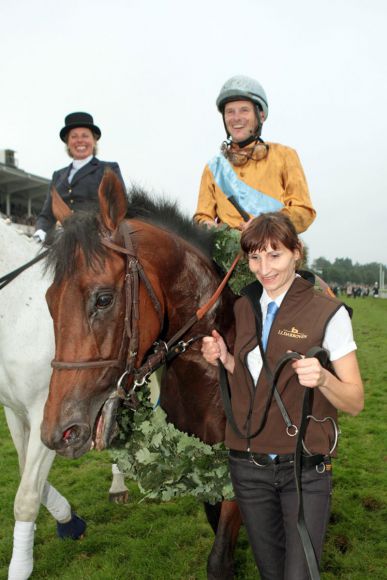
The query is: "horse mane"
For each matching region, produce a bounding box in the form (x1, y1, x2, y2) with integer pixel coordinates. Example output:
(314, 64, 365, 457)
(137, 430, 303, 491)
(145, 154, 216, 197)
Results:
(126, 186, 215, 255)
(45, 186, 216, 283)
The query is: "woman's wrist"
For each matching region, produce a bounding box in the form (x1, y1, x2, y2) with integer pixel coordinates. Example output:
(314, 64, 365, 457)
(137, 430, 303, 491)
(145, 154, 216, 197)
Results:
(221, 352, 235, 373)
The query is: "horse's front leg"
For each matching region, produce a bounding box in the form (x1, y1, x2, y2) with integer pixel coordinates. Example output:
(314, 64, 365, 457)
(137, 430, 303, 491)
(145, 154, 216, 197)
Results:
(206, 499, 242, 580)
(5, 408, 55, 579)
(6, 408, 85, 580)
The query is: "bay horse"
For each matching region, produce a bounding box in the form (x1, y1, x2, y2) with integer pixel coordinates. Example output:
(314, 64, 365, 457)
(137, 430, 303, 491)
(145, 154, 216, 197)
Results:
(40, 172, 242, 578)
(0, 217, 127, 580)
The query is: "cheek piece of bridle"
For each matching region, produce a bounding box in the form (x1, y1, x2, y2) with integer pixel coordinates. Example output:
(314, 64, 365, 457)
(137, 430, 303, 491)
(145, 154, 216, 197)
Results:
(51, 221, 241, 407)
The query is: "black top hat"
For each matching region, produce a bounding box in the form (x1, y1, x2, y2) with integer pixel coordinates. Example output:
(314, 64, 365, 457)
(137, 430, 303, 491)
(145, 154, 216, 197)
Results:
(59, 112, 101, 142)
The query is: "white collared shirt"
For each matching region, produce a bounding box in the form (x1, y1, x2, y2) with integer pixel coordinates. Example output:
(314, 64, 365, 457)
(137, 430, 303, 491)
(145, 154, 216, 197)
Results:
(68, 155, 93, 183)
(246, 286, 356, 385)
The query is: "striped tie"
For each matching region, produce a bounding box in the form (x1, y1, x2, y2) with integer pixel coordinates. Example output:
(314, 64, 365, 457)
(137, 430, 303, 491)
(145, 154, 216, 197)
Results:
(261, 301, 279, 351)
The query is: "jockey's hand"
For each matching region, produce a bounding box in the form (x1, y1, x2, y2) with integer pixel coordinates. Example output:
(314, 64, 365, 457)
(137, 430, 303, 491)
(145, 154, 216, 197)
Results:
(33, 229, 46, 243)
(292, 356, 327, 389)
(202, 220, 219, 229)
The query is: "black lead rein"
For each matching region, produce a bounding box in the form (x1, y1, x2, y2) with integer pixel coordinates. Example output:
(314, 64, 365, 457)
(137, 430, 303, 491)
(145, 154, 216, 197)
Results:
(218, 347, 329, 442)
(0, 249, 49, 290)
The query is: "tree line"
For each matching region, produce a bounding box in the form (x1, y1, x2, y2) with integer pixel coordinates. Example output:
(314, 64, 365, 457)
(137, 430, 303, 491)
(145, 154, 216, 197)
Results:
(310, 257, 386, 286)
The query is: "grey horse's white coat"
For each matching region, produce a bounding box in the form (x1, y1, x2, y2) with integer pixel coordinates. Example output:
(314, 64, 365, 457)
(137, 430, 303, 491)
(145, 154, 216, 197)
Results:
(0, 218, 128, 579)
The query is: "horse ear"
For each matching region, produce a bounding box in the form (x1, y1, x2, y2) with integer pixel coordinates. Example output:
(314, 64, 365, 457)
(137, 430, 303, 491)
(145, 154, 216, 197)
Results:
(51, 187, 72, 223)
(98, 170, 128, 232)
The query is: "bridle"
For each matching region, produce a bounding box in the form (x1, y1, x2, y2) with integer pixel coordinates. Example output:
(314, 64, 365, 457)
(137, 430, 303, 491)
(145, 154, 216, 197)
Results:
(50, 221, 164, 394)
(51, 220, 240, 403)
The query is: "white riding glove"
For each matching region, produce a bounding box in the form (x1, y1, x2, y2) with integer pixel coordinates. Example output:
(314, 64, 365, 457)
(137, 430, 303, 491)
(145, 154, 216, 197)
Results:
(33, 229, 46, 243)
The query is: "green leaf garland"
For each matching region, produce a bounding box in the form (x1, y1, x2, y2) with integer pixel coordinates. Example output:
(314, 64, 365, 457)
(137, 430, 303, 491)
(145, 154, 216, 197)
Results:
(110, 388, 234, 504)
(212, 225, 254, 294)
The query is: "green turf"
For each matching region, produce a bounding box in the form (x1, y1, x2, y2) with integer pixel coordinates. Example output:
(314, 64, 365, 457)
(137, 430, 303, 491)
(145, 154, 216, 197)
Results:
(0, 296, 385, 579)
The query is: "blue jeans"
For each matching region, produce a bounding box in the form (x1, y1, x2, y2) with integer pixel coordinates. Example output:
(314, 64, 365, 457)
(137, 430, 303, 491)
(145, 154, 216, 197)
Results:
(229, 454, 332, 580)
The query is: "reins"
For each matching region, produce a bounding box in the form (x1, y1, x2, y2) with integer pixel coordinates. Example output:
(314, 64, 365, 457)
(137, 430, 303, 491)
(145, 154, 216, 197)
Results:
(118, 251, 242, 396)
(115, 240, 241, 399)
(0, 249, 49, 290)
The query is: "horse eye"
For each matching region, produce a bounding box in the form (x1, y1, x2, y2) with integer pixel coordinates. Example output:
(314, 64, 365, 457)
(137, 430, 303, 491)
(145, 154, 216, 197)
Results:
(95, 293, 114, 309)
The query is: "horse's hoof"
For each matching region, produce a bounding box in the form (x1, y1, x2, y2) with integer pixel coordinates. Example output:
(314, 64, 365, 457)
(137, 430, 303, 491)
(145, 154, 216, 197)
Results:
(109, 490, 129, 503)
(57, 512, 87, 540)
(207, 558, 234, 579)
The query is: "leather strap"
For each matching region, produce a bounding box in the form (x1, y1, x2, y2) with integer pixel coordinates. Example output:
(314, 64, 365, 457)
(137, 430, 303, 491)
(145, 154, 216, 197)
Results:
(218, 346, 328, 441)
(0, 249, 48, 290)
(294, 347, 329, 580)
(219, 350, 298, 441)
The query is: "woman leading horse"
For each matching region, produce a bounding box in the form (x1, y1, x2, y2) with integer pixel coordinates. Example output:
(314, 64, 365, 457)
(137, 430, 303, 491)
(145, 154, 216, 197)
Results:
(201, 212, 364, 580)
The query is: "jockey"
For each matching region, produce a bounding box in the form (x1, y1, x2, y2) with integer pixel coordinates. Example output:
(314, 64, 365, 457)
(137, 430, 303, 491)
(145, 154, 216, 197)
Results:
(34, 112, 126, 242)
(194, 75, 316, 233)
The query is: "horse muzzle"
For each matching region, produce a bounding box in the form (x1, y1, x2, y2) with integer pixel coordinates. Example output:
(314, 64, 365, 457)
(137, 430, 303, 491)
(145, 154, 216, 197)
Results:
(41, 390, 121, 458)
(41, 419, 93, 459)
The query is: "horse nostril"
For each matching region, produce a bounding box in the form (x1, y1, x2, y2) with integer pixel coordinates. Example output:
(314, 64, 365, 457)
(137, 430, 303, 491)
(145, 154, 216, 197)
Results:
(63, 425, 81, 444)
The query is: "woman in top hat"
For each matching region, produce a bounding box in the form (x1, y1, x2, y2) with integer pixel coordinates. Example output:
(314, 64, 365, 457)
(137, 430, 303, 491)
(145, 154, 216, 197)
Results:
(34, 112, 125, 241)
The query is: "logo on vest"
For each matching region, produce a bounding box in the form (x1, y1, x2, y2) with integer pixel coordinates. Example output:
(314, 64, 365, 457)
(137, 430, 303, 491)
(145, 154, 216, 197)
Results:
(278, 326, 308, 340)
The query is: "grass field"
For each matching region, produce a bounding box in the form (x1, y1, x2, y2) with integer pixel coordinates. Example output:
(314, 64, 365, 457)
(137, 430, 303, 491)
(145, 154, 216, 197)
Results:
(0, 297, 386, 579)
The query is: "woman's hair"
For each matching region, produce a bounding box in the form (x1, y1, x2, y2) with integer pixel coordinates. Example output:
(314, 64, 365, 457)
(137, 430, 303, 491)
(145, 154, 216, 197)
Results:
(240, 212, 303, 257)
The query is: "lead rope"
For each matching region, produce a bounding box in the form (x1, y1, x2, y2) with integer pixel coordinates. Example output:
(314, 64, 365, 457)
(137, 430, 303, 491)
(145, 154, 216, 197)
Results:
(295, 380, 320, 580)
(294, 347, 329, 580)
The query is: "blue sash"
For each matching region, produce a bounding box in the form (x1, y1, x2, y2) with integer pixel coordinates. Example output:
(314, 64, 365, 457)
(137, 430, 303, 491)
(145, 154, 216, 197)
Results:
(208, 155, 283, 217)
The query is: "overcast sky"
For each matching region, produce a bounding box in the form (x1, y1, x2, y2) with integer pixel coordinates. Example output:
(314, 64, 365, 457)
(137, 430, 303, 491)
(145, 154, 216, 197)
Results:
(1, 0, 386, 265)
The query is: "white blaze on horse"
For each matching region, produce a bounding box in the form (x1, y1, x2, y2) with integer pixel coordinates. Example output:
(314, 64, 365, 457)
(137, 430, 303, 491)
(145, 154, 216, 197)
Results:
(0, 218, 127, 580)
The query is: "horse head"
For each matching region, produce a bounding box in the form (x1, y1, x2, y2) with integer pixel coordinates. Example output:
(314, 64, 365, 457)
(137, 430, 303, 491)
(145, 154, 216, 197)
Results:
(41, 171, 236, 459)
(41, 172, 166, 458)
